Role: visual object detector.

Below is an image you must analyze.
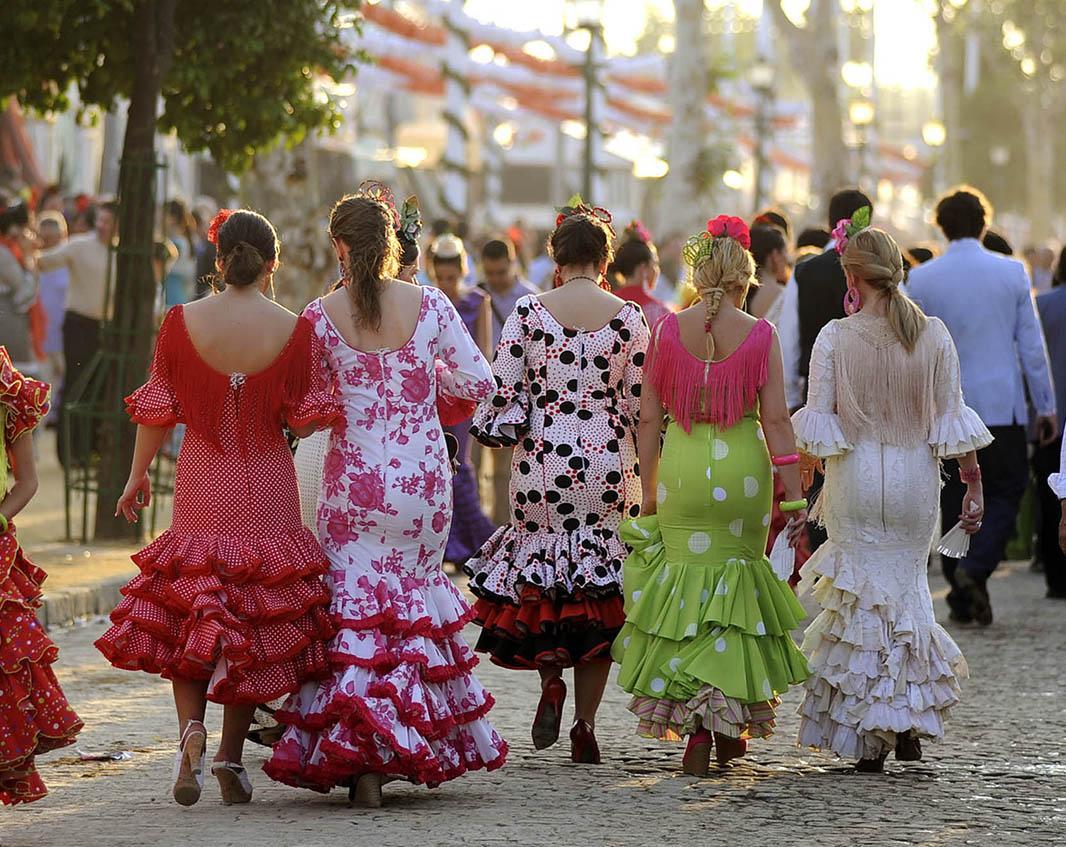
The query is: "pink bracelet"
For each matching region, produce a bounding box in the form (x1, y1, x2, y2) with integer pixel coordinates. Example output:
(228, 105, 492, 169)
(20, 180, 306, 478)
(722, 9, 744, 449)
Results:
(959, 465, 982, 484)
(771, 453, 800, 467)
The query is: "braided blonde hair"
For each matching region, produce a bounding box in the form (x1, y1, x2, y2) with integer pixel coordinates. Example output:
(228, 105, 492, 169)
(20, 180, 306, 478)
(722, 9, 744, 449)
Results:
(840, 227, 927, 352)
(690, 237, 756, 359)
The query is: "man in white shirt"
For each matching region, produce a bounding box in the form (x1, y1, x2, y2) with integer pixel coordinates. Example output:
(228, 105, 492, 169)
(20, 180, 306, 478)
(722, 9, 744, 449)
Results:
(908, 186, 1057, 625)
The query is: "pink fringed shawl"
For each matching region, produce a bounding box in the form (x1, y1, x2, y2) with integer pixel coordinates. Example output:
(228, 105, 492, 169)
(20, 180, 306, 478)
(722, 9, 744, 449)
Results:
(645, 314, 772, 432)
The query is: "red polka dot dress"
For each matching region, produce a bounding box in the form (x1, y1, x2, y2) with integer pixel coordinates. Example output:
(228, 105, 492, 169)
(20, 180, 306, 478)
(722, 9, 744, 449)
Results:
(0, 348, 83, 805)
(464, 297, 650, 669)
(95, 307, 342, 704)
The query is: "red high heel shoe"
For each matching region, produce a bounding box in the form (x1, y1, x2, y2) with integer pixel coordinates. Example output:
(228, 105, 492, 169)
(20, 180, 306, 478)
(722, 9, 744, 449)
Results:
(714, 732, 747, 765)
(532, 676, 567, 750)
(569, 719, 601, 764)
(682, 728, 712, 776)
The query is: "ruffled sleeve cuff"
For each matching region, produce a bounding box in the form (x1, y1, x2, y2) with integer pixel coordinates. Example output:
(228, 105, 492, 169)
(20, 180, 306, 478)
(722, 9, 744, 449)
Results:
(928, 405, 993, 459)
(124, 379, 182, 428)
(790, 407, 852, 458)
(286, 389, 344, 432)
(1049, 472, 1066, 500)
(470, 397, 529, 448)
(1, 352, 50, 442)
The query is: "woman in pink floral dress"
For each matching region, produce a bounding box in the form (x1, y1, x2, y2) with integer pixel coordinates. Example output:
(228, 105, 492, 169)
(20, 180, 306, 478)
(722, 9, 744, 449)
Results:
(265, 194, 507, 807)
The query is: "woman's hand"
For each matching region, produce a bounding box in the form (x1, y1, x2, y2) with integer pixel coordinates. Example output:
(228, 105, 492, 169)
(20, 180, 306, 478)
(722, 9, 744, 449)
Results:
(1058, 502, 1066, 555)
(960, 485, 984, 535)
(116, 473, 152, 523)
(786, 509, 808, 548)
(640, 497, 658, 517)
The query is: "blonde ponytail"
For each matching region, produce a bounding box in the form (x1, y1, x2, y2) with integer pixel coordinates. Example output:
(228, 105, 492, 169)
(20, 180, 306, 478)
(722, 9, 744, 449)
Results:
(841, 227, 927, 352)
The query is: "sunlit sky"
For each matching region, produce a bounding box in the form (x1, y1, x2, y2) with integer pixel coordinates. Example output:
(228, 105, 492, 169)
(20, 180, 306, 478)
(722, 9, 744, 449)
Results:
(461, 0, 938, 90)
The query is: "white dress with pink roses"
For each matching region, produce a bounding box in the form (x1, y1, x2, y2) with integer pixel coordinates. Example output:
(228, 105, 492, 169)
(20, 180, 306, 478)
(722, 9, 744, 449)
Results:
(265, 286, 509, 791)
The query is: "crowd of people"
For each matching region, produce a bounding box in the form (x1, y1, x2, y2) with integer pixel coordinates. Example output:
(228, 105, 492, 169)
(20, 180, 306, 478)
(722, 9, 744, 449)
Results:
(1, 176, 1064, 809)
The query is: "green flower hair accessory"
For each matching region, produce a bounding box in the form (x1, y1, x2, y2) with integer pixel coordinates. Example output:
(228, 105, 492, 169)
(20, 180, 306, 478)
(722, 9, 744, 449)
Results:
(397, 195, 423, 246)
(554, 193, 615, 240)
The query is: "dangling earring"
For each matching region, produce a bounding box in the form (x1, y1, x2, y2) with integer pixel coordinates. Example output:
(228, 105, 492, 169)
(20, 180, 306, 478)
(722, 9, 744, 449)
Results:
(843, 285, 862, 316)
(337, 258, 350, 286)
(553, 267, 563, 289)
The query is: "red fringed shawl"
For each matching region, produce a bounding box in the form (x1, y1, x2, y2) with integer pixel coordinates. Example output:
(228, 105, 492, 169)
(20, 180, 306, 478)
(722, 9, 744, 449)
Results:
(645, 314, 772, 432)
(143, 306, 319, 449)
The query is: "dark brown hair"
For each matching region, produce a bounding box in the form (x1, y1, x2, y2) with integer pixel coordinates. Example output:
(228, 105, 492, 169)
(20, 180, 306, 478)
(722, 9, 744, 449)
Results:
(215, 210, 279, 287)
(548, 214, 614, 269)
(936, 186, 991, 241)
(330, 195, 401, 329)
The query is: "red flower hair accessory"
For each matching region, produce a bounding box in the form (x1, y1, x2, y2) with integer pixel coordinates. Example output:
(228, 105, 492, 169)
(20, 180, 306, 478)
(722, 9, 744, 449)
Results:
(207, 209, 235, 246)
(624, 219, 652, 244)
(706, 215, 751, 249)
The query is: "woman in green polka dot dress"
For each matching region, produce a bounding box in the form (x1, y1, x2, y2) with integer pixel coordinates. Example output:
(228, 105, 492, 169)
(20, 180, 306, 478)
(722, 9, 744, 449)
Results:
(612, 216, 810, 774)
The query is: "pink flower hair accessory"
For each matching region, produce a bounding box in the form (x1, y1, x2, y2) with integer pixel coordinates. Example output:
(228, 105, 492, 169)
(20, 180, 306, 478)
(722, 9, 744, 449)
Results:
(624, 219, 653, 244)
(833, 205, 872, 255)
(706, 215, 751, 250)
(207, 209, 235, 246)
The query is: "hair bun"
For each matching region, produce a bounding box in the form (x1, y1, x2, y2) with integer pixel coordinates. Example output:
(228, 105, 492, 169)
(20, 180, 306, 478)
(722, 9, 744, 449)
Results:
(223, 240, 266, 287)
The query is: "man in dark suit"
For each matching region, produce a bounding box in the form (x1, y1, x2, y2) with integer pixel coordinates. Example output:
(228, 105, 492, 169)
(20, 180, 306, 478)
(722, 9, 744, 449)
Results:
(1036, 256, 1066, 599)
(777, 189, 873, 550)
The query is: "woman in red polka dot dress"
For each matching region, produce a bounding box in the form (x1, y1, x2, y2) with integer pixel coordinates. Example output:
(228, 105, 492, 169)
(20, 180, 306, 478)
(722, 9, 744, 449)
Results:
(264, 193, 507, 807)
(464, 204, 650, 764)
(0, 348, 82, 805)
(95, 211, 341, 807)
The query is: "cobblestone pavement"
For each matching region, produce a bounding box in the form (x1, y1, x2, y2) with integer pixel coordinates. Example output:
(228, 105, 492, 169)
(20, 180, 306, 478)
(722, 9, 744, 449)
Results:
(3, 562, 1063, 847)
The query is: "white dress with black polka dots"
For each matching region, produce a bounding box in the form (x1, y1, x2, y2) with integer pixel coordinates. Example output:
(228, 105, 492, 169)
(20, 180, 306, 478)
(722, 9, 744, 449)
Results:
(465, 297, 649, 668)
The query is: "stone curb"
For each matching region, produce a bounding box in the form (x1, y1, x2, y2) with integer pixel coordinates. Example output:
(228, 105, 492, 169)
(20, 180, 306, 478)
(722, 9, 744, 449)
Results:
(40, 576, 127, 630)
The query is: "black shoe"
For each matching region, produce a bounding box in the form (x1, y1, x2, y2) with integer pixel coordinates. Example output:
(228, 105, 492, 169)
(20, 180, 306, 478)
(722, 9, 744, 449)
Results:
(954, 571, 992, 626)
(1046, 589, 1066, 600)
(855, 754, 887, 773)
(948, 610, 973, 625)
(895, 734, 923, 762)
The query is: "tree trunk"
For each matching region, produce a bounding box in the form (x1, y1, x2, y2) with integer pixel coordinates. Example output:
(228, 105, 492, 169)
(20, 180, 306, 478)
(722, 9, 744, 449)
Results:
(661, 0, 709, 235)
(1021, 88, 1056, 243)
(935, 10, 964, 188)
(93, 0, 176, 539)
(768, 0, 849, 212)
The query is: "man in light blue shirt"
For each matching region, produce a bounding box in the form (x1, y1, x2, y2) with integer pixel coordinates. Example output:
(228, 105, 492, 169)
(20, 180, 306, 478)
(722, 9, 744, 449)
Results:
(908, 186, 1057, 625)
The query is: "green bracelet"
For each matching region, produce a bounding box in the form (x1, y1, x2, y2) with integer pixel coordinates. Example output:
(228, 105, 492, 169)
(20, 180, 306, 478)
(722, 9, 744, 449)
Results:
(0, 514, 8, 533)
(780, 499, 808, 513)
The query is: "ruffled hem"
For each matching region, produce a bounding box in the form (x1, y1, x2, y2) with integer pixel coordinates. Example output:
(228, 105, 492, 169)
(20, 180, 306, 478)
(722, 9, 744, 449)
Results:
(797, 544, 967, 760)
(613, 515, 809, 705)
(95, 527, 335, 704)
(928, 405, 994, 459)
(0, 533, 83, 805)
(628, 689, 778, 742)
(471, 589, 624, 669)
(0, 350, 50, 442)
(330, 569, 475, 640)
(791, 407, 852, 458)
(464, 525, 626, 604)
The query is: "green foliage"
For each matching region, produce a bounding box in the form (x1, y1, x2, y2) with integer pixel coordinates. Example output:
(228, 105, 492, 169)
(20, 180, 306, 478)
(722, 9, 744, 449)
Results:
(0, 0, 363, 173)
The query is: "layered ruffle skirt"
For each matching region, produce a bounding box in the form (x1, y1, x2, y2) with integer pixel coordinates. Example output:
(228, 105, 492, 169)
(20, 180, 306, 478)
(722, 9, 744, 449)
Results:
(0, 528, 82, 805)
(265, 566, 508, 790)
(95, 527, 335, 704)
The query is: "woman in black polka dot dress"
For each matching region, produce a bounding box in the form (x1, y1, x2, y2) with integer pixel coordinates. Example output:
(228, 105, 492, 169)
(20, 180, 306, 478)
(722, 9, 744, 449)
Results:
(465, 203, 649, 763)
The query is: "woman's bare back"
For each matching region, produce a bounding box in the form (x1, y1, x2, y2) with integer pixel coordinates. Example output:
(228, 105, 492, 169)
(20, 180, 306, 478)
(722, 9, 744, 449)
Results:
(321, 280, 424, 352)
(181, 294, 299, 375)
(675, 302, 759, 362)
(536, 283, 627, 331)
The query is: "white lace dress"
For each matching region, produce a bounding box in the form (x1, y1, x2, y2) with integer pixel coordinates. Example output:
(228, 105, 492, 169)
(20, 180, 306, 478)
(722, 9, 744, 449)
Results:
(791, 313, 992, 760)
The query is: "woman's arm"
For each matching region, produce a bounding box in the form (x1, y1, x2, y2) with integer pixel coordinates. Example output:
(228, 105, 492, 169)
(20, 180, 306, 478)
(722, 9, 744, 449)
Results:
(637, 381, 664, 516)
(115, 424, 169, 522)
(955, 450, 985, 535)
(477, 297, 492, 358)
(1, 433, 39, 523)
(759, 333, 806, 542)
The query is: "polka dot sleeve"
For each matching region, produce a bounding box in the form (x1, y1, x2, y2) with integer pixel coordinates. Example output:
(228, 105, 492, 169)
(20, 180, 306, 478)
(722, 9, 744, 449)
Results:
(471, 296, 531, 448)
(124, 308, 182, 428)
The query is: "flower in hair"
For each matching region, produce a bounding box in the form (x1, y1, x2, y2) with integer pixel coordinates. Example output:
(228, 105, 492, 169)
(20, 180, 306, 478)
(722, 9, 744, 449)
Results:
(207, 209, 235, 246)
(833, 205, 871, 254)
(356, 180, 400, 227)
(624, 219, 652, 244)
(553, 193, 616, 240)
(706, 215, 751, 249)
(397, 195, 423, 245)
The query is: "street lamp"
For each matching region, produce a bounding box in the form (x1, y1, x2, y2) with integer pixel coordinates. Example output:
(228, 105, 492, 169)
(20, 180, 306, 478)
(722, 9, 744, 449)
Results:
(566, 0, 606, 202)
(750, 56, 775, 212)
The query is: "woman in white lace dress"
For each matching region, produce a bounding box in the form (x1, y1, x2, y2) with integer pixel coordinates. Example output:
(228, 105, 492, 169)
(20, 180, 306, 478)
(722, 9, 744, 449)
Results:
(792, 227, 991, 772)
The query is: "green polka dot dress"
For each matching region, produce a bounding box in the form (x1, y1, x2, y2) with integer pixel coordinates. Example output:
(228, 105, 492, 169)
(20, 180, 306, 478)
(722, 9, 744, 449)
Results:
(612, 315, 809, 741)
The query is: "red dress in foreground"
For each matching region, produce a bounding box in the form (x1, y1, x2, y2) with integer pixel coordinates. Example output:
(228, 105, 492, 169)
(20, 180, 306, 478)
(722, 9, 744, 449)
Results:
(95, 307, 342, 704)
(0, 349, 82, 805)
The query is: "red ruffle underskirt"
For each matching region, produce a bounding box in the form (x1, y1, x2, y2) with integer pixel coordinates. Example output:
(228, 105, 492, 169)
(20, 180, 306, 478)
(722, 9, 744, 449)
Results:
(94, 528, 335, 704)
(471, 586, 625, 670)
(0, 530, 82, 805)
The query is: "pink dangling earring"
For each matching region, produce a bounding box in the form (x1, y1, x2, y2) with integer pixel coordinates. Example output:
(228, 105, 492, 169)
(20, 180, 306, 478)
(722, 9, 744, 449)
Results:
(843, 286, 862, 316)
